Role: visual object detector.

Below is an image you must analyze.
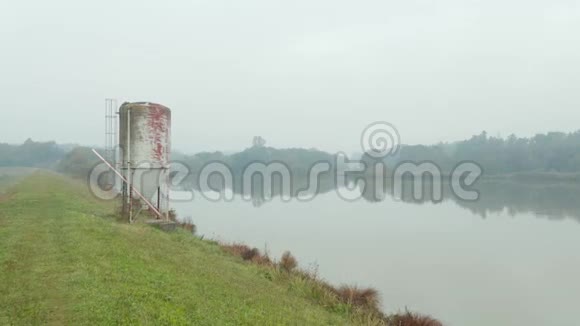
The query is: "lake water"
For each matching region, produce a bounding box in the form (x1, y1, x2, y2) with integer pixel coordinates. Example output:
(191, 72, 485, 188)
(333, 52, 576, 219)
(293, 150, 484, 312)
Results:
(172, 179, 580, 326)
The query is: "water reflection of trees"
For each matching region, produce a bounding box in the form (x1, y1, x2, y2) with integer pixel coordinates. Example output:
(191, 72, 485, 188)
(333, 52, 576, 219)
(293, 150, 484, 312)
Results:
(362, 177, 580, 222)
(187, 173, 580, 222)
(450, 181, 580, 221)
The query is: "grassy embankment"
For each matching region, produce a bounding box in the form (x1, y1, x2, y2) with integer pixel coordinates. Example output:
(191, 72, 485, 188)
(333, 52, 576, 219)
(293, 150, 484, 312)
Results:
(0, 172, 355, 325)
(0, 172, 440, 325)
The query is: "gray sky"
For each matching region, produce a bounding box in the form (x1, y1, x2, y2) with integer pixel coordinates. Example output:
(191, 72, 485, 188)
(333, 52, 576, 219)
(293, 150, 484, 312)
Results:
(1, 0, 579, 153)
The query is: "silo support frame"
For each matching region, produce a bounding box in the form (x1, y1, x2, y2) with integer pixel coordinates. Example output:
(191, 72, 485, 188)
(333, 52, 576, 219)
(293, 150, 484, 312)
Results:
(92, 149, 165, 221)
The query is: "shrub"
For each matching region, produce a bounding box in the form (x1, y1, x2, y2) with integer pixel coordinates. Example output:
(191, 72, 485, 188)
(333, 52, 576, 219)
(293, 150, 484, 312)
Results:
(221, 243, 268, 262)
(335, 285, 380, 310)
(222, 243, 251, 257)
(251, 253, 272, 266)
(390, 311, 442, 326)
(241, 247, 260, 261)
(280, 251, 298, 272)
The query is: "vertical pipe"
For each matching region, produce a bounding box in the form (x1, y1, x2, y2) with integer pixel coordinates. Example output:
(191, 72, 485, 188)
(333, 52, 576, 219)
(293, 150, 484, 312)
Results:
(127, 108, 132, 222)
(114, 109, 119, 191)
(129, 175, 133, 223)
(157, 186, 161, 213)
(165, 169, 170, 221)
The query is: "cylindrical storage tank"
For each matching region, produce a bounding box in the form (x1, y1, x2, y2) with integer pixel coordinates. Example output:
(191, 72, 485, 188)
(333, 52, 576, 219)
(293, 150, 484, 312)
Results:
(119, 102, 171, 213)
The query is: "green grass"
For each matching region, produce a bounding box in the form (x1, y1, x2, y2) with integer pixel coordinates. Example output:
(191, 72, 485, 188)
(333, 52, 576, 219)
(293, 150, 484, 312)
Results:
(0, 167, 37, 194)
(0, 173, 353, 325)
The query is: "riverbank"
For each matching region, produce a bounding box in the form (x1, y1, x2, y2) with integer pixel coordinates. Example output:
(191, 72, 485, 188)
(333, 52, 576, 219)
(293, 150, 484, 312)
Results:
(0, 172, 439, 325)
(482, 171, 580, 184)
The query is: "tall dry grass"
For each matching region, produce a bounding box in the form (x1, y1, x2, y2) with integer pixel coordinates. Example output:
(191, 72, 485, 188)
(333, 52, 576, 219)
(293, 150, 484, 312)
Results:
(389, 310, 443, 326)
(221, 243, 272, 265)
(217, 242, 443, 325)
(167, 210, 196, 234)
(280, 251, 298, 272)
(334, 285, 380, 310)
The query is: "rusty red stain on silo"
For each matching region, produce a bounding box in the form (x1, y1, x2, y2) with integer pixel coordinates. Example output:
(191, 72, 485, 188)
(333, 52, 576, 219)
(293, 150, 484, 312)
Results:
(147, 104, 169, 162)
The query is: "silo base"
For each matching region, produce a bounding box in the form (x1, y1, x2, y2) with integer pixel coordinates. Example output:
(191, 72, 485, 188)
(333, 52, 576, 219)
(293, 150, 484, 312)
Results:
(146, 219, 177, 232)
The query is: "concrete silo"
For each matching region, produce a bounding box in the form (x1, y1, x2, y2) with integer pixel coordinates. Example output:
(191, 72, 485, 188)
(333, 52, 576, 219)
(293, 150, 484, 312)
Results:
(118, 102, 171, 220)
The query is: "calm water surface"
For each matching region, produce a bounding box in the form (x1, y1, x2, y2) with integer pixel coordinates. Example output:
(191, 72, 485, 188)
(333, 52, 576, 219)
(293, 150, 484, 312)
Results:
(172, 180, 580, 326)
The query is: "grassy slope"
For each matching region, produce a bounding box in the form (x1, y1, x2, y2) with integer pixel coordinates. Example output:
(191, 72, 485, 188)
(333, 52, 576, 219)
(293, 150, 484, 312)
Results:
(0, 173, 350, 325)
(0, 167, 38, 194)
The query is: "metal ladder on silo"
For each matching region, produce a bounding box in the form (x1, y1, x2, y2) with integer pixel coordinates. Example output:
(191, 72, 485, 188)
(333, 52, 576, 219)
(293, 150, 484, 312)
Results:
(104, 98, 118, 189)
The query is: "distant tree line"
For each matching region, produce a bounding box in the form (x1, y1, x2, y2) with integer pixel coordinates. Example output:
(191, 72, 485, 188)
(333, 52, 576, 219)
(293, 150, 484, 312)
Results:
(178, 144, 335, 188)
(3, 130, 580, 179)
(0, 139, 65, 167)
(388, 130, 580, 174)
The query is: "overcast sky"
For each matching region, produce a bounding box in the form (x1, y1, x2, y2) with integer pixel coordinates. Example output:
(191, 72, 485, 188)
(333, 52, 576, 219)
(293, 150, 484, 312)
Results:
(1, 0, 578, 153)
